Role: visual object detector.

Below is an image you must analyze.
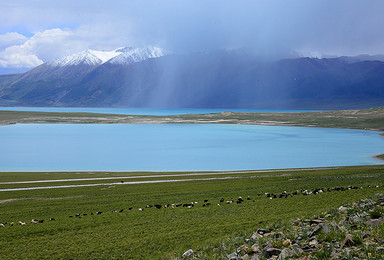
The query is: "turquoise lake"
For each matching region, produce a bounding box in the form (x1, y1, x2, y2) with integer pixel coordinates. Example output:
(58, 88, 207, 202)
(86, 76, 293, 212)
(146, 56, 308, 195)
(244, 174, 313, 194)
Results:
(0, 123, 382, 171)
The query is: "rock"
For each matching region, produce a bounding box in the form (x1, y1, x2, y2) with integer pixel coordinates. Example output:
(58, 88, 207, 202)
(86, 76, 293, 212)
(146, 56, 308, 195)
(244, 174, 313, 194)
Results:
(263, 241, 273, 249)
(341, 234, 354, 248)
(300, 256, 309, 260)
(376, 246, 384, 251)
(350, 215, 361, 223)
(182, 249, 193, 258)
(241, 254, 250, 260)
(277, 248, 293, 260)
(264, 248, 282, 258)
(282, 239, 291, 247)
(310, 219, 324, 225)
(251, 233, 262, 240)
(338, 206, 348, 213)
(250, 255, 260, 260)
(257, 228, 271, 235)
(366, 219, 380, 228)
(322, 223, 331, 233)
(309, 238, 318, 246)
(227, 252, 240, 259)
(309, 224, 322, 237)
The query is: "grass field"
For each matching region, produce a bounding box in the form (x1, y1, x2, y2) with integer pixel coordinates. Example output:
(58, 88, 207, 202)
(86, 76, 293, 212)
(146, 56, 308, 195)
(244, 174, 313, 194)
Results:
(1, 165, 384, 259)
(1, 106, 384, 130)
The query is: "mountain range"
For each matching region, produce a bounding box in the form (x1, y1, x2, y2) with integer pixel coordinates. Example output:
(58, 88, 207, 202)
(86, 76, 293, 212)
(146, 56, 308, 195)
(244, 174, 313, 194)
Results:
(0, 46, 383, 109)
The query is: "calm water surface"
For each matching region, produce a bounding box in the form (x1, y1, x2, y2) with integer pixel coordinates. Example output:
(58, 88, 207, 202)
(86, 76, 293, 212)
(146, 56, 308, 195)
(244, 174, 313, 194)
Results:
(0, 124, 382, 171)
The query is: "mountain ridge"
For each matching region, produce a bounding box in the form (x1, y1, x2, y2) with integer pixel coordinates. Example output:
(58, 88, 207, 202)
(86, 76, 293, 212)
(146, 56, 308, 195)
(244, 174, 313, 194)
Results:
(0, 50, 383, 109)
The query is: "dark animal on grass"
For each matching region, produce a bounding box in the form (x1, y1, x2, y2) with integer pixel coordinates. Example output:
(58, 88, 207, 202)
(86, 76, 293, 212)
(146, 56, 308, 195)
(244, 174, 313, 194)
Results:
(119, 209, 124, 212)
(154, 205, 162, 209)
(49, 218, 55, 221)
(220, 198, 224, 202)
(96, 211, 102, 215)
(204, 200, 208, 203)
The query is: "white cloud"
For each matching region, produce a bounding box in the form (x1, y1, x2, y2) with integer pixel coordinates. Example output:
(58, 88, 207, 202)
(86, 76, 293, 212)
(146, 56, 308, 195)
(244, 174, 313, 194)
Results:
(0, 26, 133, 69)
(0, 32, 28, 50)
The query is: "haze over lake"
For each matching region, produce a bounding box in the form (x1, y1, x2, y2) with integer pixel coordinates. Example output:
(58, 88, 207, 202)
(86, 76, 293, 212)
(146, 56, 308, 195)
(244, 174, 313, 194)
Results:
(1, 123, 382, 172)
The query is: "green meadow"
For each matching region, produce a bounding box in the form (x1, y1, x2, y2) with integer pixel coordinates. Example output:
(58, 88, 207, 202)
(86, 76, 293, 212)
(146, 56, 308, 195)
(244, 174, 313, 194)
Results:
(0, 165, 384, 259)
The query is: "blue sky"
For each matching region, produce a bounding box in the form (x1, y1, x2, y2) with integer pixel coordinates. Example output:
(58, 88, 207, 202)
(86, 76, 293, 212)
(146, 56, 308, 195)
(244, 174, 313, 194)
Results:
(1, 0, 384, 73)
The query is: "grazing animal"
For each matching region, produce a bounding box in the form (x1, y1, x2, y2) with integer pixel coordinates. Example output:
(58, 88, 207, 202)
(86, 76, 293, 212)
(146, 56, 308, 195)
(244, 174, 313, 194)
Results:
(128, 207, 133, 210)
(83, 213, 87, 216)
(220, 198, 224, 202)
(204, 199, 208, 203)
(96, 212, 102, 215)
(49, 218, 55, 221)
(18, 221, 26, 226)
(75, 214, 81, 217)
(145, 205, 153, 208)
(0, 223, 4, 227)
(154, 205, 162, 209)
(119, 209, 124, 212)
(226, 201, 233, 204)
(175, 204, 182, 207)
(217, 204, 220, 206)
(10, 222, 14, 226)
(139, 208, 143, 211)
(38, 220, 44, 223)
(69, 216, 73, 218)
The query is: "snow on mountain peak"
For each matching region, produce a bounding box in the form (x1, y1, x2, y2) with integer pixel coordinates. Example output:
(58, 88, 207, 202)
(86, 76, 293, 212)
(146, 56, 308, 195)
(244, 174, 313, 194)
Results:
(107, 46, 167, 65)
(47, 46, 167, 67)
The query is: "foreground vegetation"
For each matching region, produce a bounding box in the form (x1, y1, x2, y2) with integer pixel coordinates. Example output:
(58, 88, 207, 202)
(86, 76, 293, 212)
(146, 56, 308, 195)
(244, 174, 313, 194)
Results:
(0, 106, 384, 130)
(0, 165, 383, 259)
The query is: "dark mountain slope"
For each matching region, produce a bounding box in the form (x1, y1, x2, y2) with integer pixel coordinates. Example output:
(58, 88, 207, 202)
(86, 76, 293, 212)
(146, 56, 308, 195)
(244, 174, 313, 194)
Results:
(0, 52, 383, 109)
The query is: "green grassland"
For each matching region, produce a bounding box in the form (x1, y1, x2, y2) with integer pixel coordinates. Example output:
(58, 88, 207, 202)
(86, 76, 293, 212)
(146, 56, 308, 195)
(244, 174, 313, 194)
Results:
(0, 165, 384, 259)
(1, 106, 384, 130)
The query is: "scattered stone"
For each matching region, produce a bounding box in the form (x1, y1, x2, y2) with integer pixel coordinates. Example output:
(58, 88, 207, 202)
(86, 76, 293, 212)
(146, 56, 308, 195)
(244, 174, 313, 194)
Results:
(182, 249, 193, 259)
(322, 223, 330, 233)
(282, 239, 291, 247)
(264, 248, 281, 258)
(262, 241, 273, 249)
(338, 206, 348, 213)
(277, 248, 293, 260)
(309, 238, 318, 246)
(227, 252, 240, 259)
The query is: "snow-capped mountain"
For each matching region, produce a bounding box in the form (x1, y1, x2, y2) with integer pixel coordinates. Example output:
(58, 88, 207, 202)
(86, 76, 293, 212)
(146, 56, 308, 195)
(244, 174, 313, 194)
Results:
(47, 49, 119, 67)
(47, 46, 167, 67)
(108, 46, 167, 65)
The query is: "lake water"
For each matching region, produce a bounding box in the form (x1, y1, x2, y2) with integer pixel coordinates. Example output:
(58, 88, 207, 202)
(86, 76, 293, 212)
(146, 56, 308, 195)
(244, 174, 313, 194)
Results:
(0, 123, 382, 172)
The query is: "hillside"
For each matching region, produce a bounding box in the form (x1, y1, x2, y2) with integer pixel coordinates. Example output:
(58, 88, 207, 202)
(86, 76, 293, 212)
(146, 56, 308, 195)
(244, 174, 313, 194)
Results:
(0, 51, 384, 109)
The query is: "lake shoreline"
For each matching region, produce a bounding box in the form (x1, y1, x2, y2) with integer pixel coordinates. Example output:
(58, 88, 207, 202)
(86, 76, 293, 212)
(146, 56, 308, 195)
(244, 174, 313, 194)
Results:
(0, 106, 383, 131)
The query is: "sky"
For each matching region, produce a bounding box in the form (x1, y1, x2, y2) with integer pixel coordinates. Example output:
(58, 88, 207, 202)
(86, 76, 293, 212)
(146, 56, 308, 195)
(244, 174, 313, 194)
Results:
(0, 0, 384, 73)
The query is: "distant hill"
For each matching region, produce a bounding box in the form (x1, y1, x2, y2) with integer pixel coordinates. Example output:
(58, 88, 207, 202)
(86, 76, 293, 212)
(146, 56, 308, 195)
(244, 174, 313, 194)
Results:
(0, 49, 383, 109)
